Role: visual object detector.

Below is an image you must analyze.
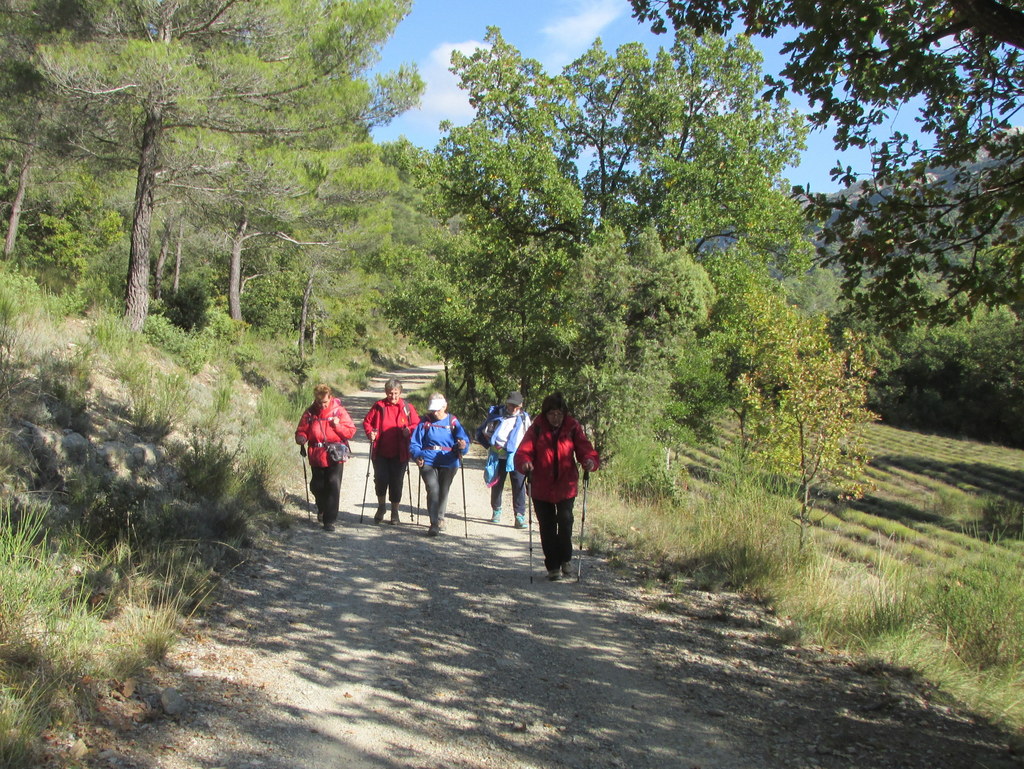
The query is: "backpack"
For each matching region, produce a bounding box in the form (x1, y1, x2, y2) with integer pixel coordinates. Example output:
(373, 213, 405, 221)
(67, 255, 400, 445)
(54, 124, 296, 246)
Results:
(421, 413, 463, 449)
(475, 405, 503, 447)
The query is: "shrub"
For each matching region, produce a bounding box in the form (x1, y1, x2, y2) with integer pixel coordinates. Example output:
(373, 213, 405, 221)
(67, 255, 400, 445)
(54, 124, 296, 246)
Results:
(113, 356, 190, 441)
(604, 429, 686, 503)
(162, 280, 211, 332)
(143, 314, 212, 374)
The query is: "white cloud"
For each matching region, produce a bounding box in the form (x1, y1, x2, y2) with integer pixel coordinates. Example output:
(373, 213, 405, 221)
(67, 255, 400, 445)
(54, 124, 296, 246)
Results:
(541, 0, 625, 65)
(403, 40, 488, 131)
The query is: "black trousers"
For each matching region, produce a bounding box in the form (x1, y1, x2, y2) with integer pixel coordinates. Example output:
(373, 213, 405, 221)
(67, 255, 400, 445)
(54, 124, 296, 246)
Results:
(532, 497, 576, 571)
(373, 455, 407, 502)
(309, 462, 343, 524)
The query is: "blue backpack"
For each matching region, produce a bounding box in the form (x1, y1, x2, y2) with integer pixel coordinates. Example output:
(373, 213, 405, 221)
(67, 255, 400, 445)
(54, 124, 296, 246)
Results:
(475, 405, 504, 448)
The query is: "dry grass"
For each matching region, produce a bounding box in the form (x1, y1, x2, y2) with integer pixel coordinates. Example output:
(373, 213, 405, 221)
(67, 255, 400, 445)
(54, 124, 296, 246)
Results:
(602, 421, 1024, 732)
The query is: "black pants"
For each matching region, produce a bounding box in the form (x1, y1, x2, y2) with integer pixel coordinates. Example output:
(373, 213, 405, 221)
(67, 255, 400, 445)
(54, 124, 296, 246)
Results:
(373, 455, 407, 502)
(309, 462, 343, 524)
(533, 498, 576, 571)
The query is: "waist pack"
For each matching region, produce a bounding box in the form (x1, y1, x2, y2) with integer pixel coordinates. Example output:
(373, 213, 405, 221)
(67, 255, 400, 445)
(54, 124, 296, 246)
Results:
(326, 442, 350, 463)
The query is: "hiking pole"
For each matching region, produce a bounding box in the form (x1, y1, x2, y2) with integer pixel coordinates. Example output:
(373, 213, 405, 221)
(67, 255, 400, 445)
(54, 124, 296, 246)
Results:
(526, 471, 534, 583)
(406, 461, 415, 523)
(417, 467, 422, 526)
(300, 447, 311, 522)
(577, 469, 590, 583)
(459, 448, 468, 539)
(360, 438, 375, 524)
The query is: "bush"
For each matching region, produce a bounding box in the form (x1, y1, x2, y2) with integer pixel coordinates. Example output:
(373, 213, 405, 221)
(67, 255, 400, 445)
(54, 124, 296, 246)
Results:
(162, 281, 210, 332)
(143, 314, 212, 374)
(113, 355, 190, 441)
(604, 429, 686, 503)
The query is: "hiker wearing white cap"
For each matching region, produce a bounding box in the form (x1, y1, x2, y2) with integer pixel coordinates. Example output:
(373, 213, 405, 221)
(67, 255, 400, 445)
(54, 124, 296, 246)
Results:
(409, 392, 471, 536)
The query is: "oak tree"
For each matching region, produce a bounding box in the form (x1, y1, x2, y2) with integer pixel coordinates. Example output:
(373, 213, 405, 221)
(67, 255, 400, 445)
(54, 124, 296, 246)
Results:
(630, 0, 1024, 322)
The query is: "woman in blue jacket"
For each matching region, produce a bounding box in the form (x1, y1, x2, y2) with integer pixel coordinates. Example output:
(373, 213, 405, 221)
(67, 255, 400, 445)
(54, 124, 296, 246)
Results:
(409, 393, 471, 536)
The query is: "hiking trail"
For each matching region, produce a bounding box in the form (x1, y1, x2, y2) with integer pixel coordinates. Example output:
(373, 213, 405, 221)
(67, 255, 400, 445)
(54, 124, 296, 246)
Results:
(70, 365, 1019, 769)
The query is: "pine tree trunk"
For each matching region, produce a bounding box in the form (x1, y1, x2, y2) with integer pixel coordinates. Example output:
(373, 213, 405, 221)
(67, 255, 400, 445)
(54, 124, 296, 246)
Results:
(172, 218, 183, 293)
(4, 144, 34, 258)
(154, 219, 171, 300)
(298, 272, 314, 359)
(125, 109, 162, 331)
(229, 216, 247, 321)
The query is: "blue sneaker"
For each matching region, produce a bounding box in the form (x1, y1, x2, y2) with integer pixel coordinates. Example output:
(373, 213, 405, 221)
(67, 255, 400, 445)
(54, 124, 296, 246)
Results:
(514, 514, 526, 529)
(490, 508, 502, 523)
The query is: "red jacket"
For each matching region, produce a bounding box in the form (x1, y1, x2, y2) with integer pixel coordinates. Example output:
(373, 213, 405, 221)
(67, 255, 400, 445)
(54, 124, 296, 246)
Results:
(514, 414, 599, 503)
(295, 398, 357, 468)
(362, 399, 420, 461)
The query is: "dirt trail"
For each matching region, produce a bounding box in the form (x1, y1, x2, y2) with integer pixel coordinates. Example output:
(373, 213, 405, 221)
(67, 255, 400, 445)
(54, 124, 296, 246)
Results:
(72, 366, 1019, 769)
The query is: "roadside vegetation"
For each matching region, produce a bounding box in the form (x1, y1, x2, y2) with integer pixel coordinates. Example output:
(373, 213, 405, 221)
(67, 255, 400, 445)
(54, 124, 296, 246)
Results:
(0, 269, 418, 766)
(589, 423, 1024, 733)
(3, 1, 1024, 762)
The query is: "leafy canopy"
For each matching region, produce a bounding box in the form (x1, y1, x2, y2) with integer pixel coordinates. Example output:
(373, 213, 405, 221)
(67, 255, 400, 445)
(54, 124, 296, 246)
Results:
(387, 28, 810, 420)
(630, 0, 1024, 322)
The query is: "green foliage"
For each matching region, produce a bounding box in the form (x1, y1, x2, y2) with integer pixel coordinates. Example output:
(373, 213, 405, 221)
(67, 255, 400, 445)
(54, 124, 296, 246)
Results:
(31, 0, 421, 329)
(15, 174, 124, 291)
(603, 429, 687, 503)
(739, 302, 877, 539)
(114, 356, 190, 442)
(90, 311, 136, 359)
(865, 308, 1024, 447)
(629, 0, 1024, 322)
(160, 280, 211, 333)
(240, 269, 301, 335)
(390, 28, 810, 430)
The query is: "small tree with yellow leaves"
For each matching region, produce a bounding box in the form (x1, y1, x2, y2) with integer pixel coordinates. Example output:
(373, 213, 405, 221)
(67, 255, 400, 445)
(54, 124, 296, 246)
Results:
(738, 294, 877, 547)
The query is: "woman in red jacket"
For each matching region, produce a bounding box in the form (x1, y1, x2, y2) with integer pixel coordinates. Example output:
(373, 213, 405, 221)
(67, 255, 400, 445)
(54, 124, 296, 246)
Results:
(295, 383, 356, 531)
(362, 378, 420, 524)
(514, 392, 599, 580)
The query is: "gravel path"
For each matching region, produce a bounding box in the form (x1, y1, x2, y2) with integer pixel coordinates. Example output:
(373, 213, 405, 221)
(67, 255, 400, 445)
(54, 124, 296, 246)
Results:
(70, 366, 1021, 769)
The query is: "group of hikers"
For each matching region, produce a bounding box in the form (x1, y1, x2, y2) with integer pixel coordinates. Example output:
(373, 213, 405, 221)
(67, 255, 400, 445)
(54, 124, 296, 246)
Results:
(294, 378, 600, 581)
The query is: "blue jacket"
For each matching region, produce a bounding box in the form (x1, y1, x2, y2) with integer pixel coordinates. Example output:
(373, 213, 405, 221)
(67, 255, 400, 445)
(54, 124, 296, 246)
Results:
(410, 414, 471, 469)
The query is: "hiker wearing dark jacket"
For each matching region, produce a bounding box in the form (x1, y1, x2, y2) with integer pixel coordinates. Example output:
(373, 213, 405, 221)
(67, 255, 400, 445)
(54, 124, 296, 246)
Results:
(295, 384, 357, 531)
(362, 378, 420, 524)
(409, 393, 471, 537)
(514, 392, 599, 580)
(476, 391, 531, 528)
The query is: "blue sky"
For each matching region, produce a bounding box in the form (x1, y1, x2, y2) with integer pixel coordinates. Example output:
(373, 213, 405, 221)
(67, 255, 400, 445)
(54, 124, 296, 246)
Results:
(371, 0, 868, 194)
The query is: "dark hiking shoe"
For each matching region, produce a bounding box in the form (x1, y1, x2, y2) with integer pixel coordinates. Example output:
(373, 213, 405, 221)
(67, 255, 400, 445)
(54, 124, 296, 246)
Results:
(561, 561, 573, 577)
(373, 507, 385, 523)
(427, 525, 440, 537)
(547, 569, 561, 581)
(389, 511, 400, 524)
(323, 523, 335, 532)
